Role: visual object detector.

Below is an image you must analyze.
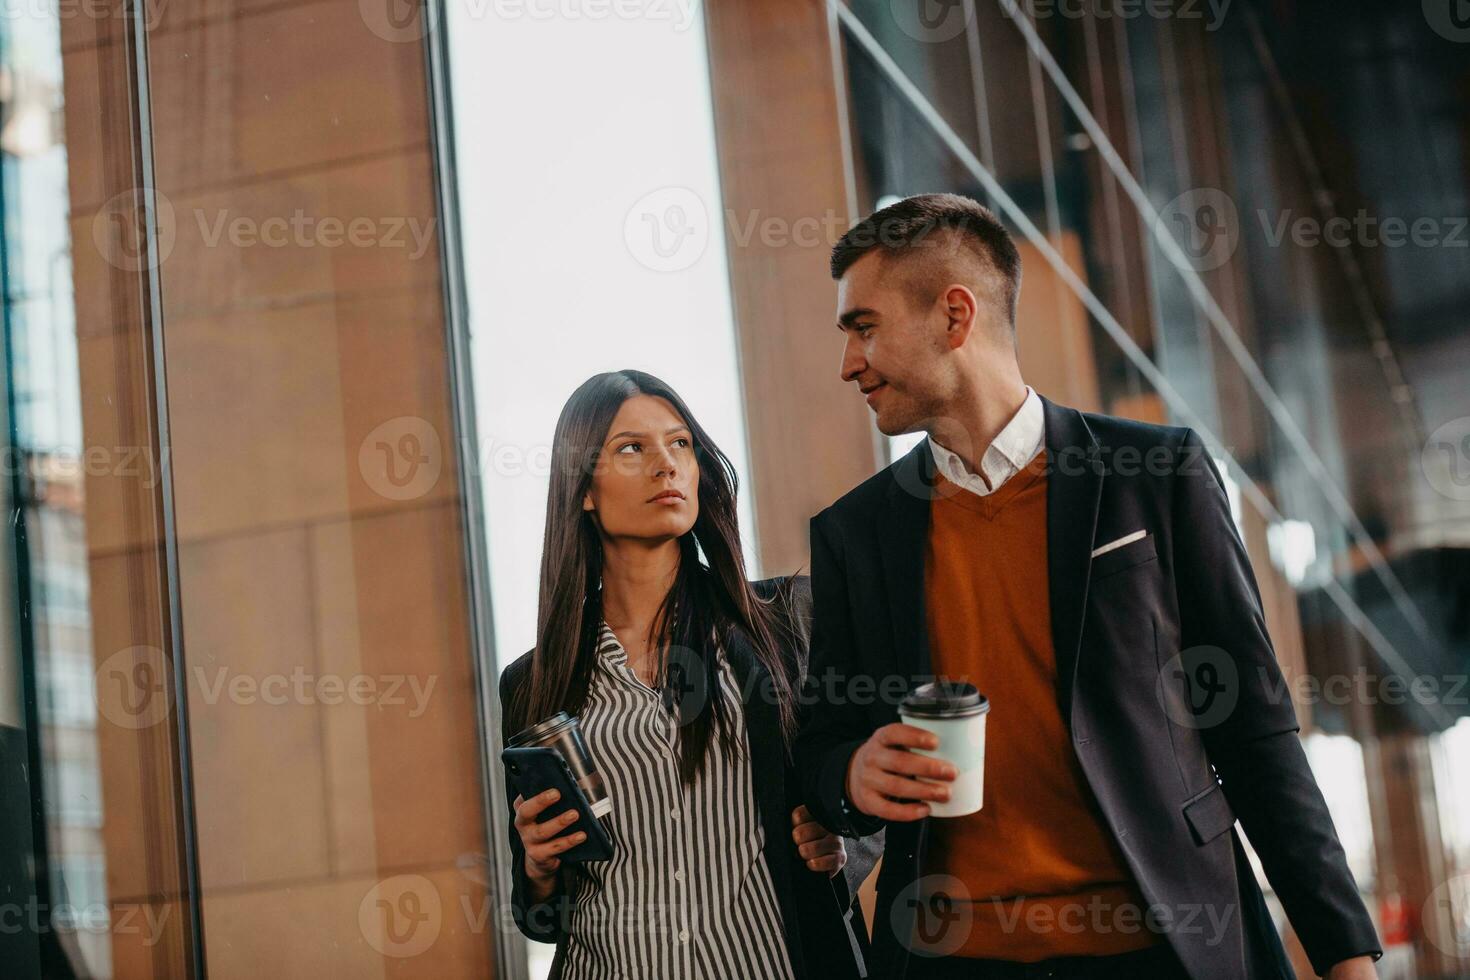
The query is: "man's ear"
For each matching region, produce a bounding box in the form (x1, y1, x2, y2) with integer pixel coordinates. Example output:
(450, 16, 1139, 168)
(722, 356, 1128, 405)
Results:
(941, 284, 978, 349)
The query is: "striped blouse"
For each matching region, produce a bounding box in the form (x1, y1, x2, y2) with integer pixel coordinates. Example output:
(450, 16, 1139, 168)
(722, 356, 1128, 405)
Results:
(554, 622, 796, 980)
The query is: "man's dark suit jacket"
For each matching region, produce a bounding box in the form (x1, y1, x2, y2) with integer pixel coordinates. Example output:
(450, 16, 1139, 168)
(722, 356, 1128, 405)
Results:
(796, 395, 1382, 980)
(499, 576, 874, 980)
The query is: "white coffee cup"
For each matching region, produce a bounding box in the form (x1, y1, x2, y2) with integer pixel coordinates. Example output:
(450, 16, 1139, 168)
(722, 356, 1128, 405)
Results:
(898, 681, 990, 818)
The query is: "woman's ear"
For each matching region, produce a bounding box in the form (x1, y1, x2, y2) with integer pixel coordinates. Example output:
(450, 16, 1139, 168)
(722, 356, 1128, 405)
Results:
(582, 492, 595, 512)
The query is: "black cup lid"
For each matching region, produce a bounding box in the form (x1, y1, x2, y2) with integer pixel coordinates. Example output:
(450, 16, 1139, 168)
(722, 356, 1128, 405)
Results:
(900, 681, 990, 718)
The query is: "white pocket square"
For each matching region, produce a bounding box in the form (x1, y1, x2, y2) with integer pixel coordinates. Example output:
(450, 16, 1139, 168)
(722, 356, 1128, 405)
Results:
(1091, 529, 1147, 558)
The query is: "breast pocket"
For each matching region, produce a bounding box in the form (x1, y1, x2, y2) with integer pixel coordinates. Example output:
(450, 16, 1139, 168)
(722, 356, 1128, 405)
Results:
(1090, 532, 1157, 581)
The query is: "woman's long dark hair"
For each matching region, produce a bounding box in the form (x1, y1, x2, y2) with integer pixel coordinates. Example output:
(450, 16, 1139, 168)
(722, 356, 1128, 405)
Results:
(510, 370, 802, 784)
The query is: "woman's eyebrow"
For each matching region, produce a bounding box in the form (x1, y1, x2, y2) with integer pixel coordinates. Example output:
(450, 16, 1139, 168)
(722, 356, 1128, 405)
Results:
(606, 425, 690, 442)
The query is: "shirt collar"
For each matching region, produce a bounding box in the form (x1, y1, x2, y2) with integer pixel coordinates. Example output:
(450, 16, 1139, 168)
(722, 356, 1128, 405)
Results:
(597, 622, 627, 666)
(927, 385, 1044, 496)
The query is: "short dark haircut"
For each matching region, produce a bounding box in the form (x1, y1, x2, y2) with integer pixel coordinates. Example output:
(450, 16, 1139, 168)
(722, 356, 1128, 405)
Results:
(830, 193, 1022, 327)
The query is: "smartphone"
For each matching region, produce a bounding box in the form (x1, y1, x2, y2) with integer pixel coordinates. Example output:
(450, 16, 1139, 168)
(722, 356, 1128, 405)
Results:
(502, 746, 613, 863)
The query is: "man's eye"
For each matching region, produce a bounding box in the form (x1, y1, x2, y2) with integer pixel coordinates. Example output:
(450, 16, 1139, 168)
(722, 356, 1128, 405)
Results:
(857, 323, 875, 334)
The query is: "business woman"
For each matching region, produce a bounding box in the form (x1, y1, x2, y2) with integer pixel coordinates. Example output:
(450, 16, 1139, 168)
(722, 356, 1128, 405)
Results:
(499, 369, 867, 980)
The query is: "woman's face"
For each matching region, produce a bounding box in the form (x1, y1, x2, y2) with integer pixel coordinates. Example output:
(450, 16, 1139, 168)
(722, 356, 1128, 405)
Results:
(582, 394, 699, 542)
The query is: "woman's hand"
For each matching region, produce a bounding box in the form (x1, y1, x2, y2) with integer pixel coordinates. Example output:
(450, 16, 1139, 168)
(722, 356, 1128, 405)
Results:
(791, 805, 847, 877)
(513, 789, 584, 900)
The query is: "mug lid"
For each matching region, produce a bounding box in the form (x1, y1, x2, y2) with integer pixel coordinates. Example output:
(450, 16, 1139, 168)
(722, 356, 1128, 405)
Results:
(900, 681, 990, 718)
(508, 710, 575, 747)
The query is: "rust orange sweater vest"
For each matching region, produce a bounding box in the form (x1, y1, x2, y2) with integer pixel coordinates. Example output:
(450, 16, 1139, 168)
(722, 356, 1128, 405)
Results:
(921, 453, 1157, 960)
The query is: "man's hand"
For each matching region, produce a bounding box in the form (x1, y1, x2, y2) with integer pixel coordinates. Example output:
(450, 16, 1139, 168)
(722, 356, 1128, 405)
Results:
(844, 722, 956, 821)
(791, 805, 847, 877)
(1324, 956, 1377, 980)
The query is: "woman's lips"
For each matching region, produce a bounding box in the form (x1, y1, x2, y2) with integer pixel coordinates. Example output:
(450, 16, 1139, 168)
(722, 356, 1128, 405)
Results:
(649, 491, 686, 505)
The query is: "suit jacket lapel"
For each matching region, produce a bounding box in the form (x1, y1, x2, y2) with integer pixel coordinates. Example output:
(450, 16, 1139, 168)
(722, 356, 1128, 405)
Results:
(881, 440, 937, 681)
(1041, 395, 1103, 728)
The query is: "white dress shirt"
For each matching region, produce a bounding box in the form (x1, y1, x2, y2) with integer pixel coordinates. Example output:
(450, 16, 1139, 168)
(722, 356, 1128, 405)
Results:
(927, 385, 1045, 497)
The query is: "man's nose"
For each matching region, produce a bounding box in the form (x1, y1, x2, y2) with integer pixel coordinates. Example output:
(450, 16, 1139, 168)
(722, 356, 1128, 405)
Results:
(839, 333, 866, 383)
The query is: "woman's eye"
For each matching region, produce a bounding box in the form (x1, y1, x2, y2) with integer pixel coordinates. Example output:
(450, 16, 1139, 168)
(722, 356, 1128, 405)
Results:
(673, 437, 691, 449)
(616, 442, 640, 454)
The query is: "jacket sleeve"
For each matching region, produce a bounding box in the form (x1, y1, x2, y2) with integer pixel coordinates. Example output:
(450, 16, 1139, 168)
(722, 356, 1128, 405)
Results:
(773, 574, 874, 978)
(1170, 427, 1381, 974)
(499, 664, 570, 944)
(795, 513, 886, 839)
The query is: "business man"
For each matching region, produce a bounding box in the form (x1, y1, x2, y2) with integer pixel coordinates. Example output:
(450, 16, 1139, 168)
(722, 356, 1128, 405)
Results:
(795, 194, 1382, 979)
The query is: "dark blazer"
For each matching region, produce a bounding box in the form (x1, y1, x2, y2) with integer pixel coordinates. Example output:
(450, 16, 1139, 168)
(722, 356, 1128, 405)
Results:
(499, 576, 872, 980)
(796, 395, 1382, 980)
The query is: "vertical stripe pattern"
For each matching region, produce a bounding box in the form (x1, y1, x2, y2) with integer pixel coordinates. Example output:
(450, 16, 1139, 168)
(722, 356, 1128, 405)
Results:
(556, 623, 796, 980)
